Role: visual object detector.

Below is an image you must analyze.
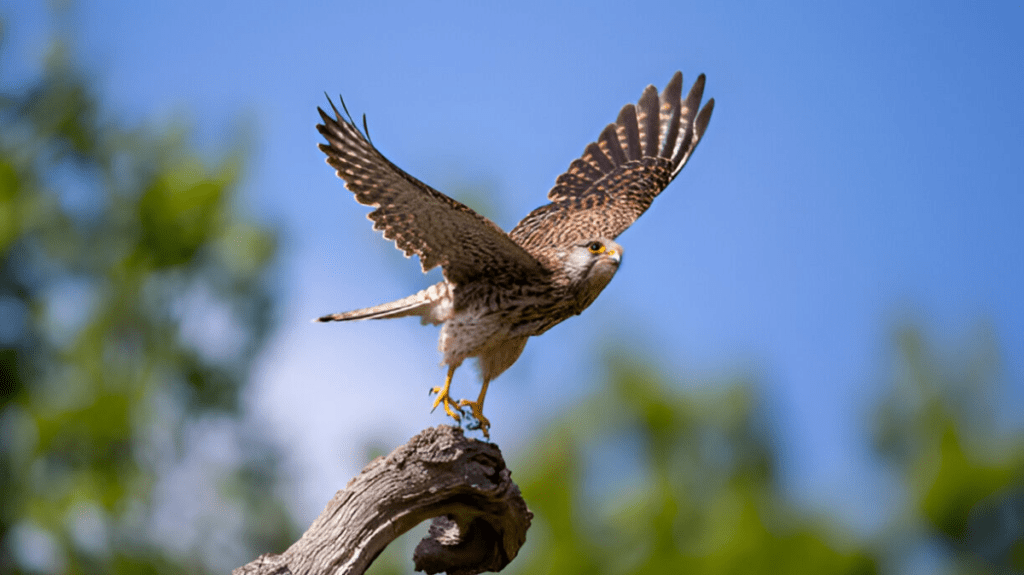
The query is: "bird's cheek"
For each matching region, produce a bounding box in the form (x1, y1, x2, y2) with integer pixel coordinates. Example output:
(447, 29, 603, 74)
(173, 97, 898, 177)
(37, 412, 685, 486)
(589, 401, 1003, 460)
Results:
(598, 260, 620, 279)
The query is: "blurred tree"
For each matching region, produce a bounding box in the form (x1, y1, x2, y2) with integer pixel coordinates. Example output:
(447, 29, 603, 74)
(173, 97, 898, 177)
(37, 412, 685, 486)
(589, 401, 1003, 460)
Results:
(511, 323, 1021, 575)
(511, 356, 878, 575)
(7, 13, 1015, 575)
(874, 324, 1024, 574)
(0, 15, 293, 575)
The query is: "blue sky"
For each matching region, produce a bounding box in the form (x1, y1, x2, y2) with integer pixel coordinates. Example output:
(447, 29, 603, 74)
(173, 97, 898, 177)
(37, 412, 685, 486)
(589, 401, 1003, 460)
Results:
(5, 0, 1023, 529)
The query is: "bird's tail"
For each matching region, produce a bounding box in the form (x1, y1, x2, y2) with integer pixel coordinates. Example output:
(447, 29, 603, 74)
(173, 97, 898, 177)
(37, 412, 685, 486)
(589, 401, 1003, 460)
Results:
(315, 282, 449, 324)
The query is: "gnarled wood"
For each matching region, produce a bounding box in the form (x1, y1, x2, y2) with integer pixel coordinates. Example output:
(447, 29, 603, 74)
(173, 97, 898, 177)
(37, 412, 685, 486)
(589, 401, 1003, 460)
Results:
(234, 425, 532, 575)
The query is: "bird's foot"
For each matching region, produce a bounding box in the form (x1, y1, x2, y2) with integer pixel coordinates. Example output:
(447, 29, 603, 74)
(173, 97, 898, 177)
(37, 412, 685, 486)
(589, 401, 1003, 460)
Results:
(457, 399, 491, 439)
(430, 366, 465, 423)
(429, 385, 463, 422)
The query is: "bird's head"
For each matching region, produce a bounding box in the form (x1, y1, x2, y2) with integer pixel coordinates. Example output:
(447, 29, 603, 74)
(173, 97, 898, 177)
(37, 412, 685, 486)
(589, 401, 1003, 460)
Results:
(561, 237, 623, 303)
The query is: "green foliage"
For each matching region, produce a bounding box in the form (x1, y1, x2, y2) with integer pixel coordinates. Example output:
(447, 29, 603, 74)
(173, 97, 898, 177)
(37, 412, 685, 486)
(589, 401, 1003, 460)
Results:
(1, 19, 290, 575)
(513, 357, 877, 575)
(5, 13, 1019, 575)
(874, 325, 1024, 574)
(512, 326, 1022, 575)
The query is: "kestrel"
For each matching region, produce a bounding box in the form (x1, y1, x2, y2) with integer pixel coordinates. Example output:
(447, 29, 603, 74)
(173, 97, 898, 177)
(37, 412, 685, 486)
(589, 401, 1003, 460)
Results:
(316, 72, 713, 437)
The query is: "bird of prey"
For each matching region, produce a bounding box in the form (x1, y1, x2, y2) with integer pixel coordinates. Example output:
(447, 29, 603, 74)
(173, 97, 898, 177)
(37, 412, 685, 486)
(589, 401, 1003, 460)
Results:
(316, 72, 713, 437)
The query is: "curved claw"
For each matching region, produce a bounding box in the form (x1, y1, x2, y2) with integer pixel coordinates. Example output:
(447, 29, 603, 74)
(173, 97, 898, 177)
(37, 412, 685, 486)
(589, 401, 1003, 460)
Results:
(430, 386, 463, 421)
(457, 398, 491, 439)
(430, 365, 463, 423)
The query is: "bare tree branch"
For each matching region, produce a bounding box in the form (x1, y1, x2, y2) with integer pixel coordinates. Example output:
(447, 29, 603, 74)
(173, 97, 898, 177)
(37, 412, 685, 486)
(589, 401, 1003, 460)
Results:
(234, 425, 532, 575)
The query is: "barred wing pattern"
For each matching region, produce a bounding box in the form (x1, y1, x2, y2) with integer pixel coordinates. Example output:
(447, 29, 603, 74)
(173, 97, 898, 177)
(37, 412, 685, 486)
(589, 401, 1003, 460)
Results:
(510, 72, 714, 250)
(317, 102, 546, 286)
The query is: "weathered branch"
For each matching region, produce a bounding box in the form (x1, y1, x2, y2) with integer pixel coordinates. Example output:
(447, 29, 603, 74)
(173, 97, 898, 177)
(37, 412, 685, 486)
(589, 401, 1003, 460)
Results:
(234, 425, 532, 575)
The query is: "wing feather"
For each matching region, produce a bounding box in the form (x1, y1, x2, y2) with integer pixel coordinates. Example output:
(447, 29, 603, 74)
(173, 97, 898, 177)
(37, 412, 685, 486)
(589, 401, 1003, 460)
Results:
(510, 72, 714, 250)
(617, 104, 641, 162)
(317, 100, 546, 286)
(659, 72, 684, 160)
(585, 141, 615, 173)
(638, 85, 661, 157)
(598, 125, 627, 167)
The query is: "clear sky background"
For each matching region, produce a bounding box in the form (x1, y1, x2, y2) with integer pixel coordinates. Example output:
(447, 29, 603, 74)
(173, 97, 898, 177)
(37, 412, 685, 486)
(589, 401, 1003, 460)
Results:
(5, 0, 1022, 532)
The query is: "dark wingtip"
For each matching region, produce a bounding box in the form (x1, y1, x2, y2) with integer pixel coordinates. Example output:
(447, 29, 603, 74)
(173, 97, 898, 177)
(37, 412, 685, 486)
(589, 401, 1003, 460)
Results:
(337, 93, 353, 122)
(319, 92, 374, 144)
(664, 71, 683, 101)
(316, 106, 335, 126)
(321, 93, 359, 128)
(692, 73, 706, 92)
(616, 103, 641, 161)
(695, 97, 714, 138)
(361, 113, 373, 144)
(686, 74, 706, 108)
(616, 102, 637, 126)
(638, 85, 661, 157)
(324, 93, 345, 121)
(658, 72, 684, 159)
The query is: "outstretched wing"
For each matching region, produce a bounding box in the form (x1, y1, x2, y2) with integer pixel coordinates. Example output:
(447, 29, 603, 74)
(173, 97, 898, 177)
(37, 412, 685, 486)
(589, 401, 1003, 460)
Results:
(510, 72, 714, 250)
(317, 99, 546, 286)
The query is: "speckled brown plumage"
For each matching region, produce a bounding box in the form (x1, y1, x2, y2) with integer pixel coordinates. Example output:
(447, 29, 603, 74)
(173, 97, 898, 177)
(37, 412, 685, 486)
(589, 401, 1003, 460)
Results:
(316, 72, 714, 437)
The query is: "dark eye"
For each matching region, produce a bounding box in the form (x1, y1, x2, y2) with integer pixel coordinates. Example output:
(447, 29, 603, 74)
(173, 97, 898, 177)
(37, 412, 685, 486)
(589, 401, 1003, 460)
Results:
(587, 242, 604, 254)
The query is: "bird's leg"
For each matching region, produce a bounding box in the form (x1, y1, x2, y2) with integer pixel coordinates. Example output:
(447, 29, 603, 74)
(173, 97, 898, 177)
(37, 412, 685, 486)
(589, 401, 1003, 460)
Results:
(430, 365, 462, 422)
(458, 379, 491, 439)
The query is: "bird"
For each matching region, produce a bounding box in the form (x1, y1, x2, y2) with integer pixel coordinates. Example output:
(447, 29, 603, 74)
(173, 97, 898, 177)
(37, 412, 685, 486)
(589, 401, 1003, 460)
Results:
(315, 71, 714, 438)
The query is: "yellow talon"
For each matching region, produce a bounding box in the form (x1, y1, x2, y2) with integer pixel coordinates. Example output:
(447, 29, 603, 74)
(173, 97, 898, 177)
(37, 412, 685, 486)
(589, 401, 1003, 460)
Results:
(457, 399, 490, 438)
(429, 366, 493, 437)
(430, 366, 462, 422)
(457, 378, 492, 439)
